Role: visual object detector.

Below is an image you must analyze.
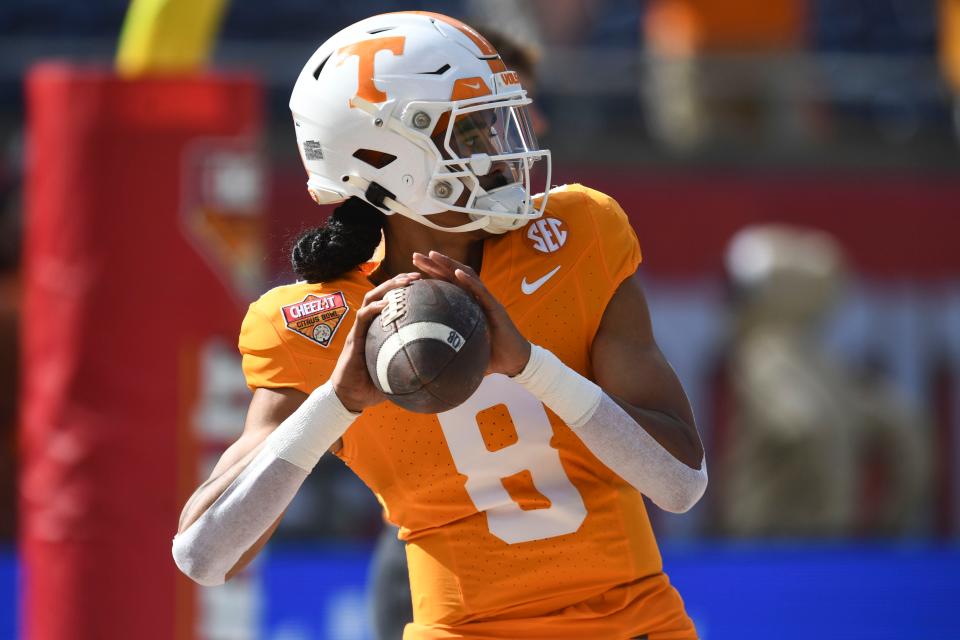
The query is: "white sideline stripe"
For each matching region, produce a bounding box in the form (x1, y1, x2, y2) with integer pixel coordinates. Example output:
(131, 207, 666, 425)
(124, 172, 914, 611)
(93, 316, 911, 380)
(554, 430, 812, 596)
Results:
(376, 322, 465, 394)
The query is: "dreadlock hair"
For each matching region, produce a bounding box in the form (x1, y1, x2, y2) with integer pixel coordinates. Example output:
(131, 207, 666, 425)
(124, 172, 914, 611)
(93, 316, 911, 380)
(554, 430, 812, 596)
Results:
(291, 197, 385, 283)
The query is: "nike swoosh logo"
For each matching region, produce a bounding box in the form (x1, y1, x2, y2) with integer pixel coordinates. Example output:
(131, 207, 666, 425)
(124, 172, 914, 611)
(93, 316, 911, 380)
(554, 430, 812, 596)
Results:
(521, 265, 561, 295)
(464, 81, 481, 89)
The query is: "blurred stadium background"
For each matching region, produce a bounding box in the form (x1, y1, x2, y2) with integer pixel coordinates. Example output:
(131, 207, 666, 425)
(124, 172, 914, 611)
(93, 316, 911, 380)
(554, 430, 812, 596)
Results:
(3, 0, 960, 638)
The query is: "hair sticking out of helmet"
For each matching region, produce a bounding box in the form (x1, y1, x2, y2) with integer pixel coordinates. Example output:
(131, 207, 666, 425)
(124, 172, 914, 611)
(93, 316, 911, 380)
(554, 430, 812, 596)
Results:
(291, 197, 385, 283)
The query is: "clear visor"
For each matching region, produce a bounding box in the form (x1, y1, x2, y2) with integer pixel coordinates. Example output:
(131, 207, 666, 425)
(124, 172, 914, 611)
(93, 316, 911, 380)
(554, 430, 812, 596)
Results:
(434, 103, 545, 194)
(448, 105, 539, 159)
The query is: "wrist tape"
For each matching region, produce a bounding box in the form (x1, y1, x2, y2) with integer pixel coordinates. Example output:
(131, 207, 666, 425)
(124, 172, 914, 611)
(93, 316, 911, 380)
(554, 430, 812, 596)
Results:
(512, 344, 603, 428)
(263, 380, 359, 471)
(512, 345, 707, 513)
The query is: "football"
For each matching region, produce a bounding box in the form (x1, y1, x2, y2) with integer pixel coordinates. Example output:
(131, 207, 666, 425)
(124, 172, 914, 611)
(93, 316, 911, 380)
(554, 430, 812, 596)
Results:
(365, 279, 490, 413)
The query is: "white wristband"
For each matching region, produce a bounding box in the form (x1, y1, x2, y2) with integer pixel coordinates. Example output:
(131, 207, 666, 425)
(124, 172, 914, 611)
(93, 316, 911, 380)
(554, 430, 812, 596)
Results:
(262, 381, 359, 471)
(512, 344, 602, 428)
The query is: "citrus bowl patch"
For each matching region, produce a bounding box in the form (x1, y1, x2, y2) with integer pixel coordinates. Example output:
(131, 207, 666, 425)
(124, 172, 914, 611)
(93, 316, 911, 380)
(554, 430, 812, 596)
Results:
(281, 292, 349, 347)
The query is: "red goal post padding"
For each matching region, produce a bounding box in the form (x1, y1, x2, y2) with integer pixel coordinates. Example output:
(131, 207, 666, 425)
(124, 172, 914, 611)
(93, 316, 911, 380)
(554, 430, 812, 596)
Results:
(21, 64, 264, 640)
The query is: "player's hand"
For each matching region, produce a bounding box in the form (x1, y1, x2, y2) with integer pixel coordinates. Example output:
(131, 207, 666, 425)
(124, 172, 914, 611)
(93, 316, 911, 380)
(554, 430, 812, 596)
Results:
(412, 251, 531, 377)
(331, 272, 421, 412)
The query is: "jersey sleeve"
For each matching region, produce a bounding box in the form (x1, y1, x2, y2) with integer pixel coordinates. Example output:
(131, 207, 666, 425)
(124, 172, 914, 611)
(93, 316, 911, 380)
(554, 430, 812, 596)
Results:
(238, 302, 322, 393)
(585, 189, 642, 287)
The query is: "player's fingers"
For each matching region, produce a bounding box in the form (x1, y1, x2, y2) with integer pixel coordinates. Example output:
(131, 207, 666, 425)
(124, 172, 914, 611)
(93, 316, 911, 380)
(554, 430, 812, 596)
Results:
(428, 251, 477, 278)
(454, 268, 500, 312)
(411, 252, 457, 283)
(429, 254, 494, 306)
(362, 272, 420, 305)
(355, 299, 388, 328)
(419, 251, 489, 298)
(414, 254, 463, 288)
(413, 251, 464, 282)
(345, 299, 388, 356)
(366, 272, 420, 303)
(415, 252, 504, 317)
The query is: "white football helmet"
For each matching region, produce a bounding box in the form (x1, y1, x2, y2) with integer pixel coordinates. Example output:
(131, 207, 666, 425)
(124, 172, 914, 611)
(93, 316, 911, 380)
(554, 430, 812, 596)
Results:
(289, 11, 550, 234)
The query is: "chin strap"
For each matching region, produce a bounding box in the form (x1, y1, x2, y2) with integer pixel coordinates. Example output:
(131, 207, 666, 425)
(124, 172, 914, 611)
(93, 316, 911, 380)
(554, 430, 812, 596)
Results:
(343, 175, 493, 233)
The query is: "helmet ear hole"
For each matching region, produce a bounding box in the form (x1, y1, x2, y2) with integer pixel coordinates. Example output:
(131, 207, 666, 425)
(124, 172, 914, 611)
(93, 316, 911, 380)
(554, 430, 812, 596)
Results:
(352, 149, 398, 169)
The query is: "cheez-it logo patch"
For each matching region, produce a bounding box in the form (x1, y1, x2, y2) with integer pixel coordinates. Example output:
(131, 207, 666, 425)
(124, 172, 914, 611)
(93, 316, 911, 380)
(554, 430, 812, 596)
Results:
(527, 218, 567, 253)
(281, 292, 349, 347)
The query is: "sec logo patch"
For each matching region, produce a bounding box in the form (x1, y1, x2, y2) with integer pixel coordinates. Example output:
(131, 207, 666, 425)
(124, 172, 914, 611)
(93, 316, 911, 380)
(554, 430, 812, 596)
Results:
(281, 292, 349, 347)
(527, 218, 567, 253)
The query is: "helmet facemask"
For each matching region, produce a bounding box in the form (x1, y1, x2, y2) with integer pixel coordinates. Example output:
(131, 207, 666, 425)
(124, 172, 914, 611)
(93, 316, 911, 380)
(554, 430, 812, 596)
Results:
(399, 83, 551, 234)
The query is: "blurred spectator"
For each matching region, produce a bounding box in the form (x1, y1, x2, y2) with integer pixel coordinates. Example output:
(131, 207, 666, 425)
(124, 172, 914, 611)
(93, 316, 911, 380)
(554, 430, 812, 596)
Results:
(716, 225, 928, 537)
(941, 0, 960, 141)
(516, 0, 640, 49)
(641, 0, 703, 149)
(466, 0, 542, 48)
(642, 0, 808, 150)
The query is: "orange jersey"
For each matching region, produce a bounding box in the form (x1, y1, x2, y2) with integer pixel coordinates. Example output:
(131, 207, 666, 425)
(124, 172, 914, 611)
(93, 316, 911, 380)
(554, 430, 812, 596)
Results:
(239, 184, 696, 640)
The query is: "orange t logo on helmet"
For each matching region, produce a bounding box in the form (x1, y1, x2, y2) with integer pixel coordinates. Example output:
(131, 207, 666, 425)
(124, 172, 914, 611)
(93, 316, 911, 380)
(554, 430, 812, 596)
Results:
(336, 36, 406, 106)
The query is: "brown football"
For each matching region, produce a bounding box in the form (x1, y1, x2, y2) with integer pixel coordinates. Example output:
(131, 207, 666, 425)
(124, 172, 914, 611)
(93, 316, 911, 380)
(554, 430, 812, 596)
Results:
(365, 279, 490, 413)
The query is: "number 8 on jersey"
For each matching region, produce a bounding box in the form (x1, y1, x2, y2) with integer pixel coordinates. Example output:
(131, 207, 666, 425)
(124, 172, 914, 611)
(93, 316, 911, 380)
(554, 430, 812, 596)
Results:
(437, 374, 588, 544)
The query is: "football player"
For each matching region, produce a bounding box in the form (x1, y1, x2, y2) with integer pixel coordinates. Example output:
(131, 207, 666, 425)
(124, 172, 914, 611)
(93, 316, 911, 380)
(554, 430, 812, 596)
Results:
(367, 26, 545, 640)
(173, 11, 707, 640)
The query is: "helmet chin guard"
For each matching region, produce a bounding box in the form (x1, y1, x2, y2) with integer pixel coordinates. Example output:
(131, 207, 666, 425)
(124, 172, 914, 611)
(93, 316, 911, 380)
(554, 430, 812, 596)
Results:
(471, 184, 537, 233)
(289, 12, 551, 235)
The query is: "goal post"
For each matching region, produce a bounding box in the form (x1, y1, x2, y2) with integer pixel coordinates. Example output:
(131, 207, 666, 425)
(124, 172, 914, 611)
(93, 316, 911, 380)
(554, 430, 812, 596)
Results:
(20, 64, 264, 640)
